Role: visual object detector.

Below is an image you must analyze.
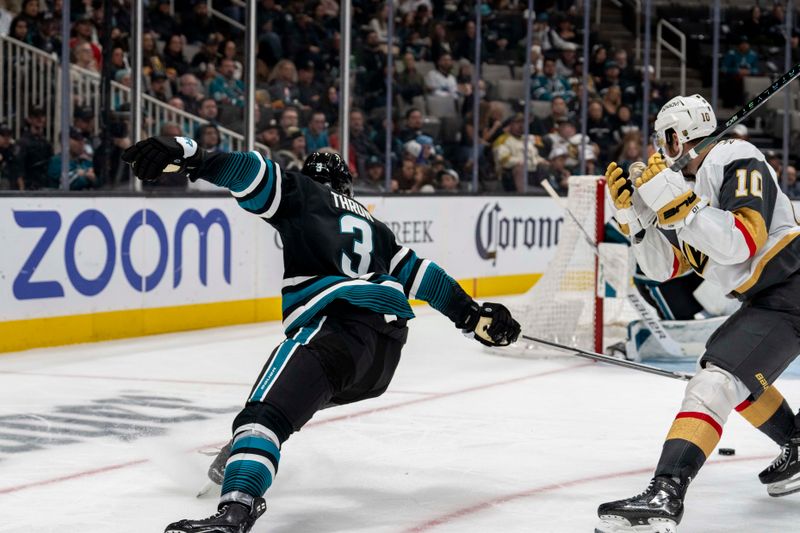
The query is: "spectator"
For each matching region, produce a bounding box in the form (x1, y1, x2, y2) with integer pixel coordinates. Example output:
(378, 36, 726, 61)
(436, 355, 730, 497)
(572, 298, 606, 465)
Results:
(275, 128, 306, 171)
(531, 57, 575, 102)
(182, 1, 217, 44)
(47, 128, 97, 190)
(167, 96, 185, 112)
(429, 21, 452, 62)
(11, 106, 53, 190)
(198, 97, 219, 124)
(149, 0, 178, 38)
(492, 113, 541, 192)
(397, 52, 426, 103)
(589, 44, 607, 81)
(455, 20, 487, 64)
(348, 108, 381, 178)
(32, 13, 60, 55)
(613, 49, 636, 86)
(163, 34, 190, 79)
(721, 36, 759, 107)
(296, 60, 324, 108)
(220, 39, 243, 80)
(612, 105, 639, 144)
(70, 17, 101, 66)
(424, 52, 458, 97)
(257, 119, 281, 155)
(160, 122, 182, 137)
(766, 3, 786, 45)
(197, 124, 223, 152)
(369, 3, 390, 44)
(586, 100, 613, 165)
(148, 71, 171, 102)
(359, 30, 387, 98)
(108, 45, 128, 81)
(601, 85, 622, 116)
(393, 158, 416, 191)
(532, 95, 571, 135)
(527, 43, 544, 77)
(8, 16, 30, 44)
(555, 46, 578, 78)
(0, 0, 13, 37)
(784, 166, 800, 199)
(567, 135, 598, 175)
(303, 111, 330, 152)
(209, 57, 245, 107)
(142, 31, 166, 77)
(436, 168, 460, 193)
(318, 85, 339, 126)
(355, 155, 386, 193)
(73, 106, 97, 148)
(72, 41, 99, 72)
(545, 118, 576, 159)
(598, 60, 625, 92)
(614, 131, 644, 174)
(489, 36, 518, 65)
(399, 108, 424, 143)
(410, 165, 435, 193)
(0, 123, 13, 189)
(278, 106, 300, 137)
(539, 145, 571, 192)
(177, 73, 204, 114)
(741, 5, 766, 44)
(766, 150, 782, 178)
(17, 0, 39, 37)
(268, 59, 300, 106)
(191, 35, 222, 79)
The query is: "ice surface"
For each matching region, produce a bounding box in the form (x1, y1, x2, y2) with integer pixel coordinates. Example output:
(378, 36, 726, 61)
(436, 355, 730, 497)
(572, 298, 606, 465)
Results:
(1, 308, 798, 532)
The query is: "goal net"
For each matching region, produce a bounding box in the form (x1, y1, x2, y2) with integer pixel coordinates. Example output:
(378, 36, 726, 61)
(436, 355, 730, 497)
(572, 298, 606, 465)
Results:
(505, 176, 632, 357)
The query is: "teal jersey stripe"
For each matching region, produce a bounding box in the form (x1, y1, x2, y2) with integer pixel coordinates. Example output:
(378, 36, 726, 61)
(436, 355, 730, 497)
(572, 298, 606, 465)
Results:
(249, 316, 324, 402)
(237, 159, 276, 212)
(284, 283, 414, 332)
(221, 459, 273, 496)
(232, 436, 281, 459)
(416, 262, 455, 312)
(395, 252, 419, 288)
(282, 276, 346, 312)
(208, 152, 264, 192)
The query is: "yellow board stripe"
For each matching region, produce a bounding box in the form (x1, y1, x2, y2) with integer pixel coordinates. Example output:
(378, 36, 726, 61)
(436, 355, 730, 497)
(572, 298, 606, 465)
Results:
(0, 273, 541, 354)
(737, 386, 785, 428)
(735, 232, 800, 294)
(666, 417, 722, 458)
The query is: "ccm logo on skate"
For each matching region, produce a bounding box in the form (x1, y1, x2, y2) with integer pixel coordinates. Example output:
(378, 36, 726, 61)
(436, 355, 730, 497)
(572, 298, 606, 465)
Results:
(11, 208, 231, 300)
(475, 202, 563, 263)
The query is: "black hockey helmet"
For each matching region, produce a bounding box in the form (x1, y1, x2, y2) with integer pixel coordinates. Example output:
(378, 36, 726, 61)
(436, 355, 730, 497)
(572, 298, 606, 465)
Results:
(301, 152, 354, 197)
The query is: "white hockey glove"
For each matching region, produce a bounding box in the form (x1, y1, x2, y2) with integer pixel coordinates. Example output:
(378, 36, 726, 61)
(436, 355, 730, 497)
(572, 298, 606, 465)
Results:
(605, 161, 655, 236)
(636, 153, 706, 230)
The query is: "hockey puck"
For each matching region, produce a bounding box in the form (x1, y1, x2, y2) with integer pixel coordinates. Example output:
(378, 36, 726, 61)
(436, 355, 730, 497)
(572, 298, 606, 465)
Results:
(718, 448, 736, 456)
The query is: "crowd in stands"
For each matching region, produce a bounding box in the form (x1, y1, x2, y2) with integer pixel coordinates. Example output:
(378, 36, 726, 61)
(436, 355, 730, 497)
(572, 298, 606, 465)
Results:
(0, 0, 798, 196)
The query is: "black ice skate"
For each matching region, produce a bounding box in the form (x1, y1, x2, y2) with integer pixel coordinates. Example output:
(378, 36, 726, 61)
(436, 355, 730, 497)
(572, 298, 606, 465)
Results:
(595, 476, 684, 533)
(759, 431, 800, 497)
(165, 498, 266, 533)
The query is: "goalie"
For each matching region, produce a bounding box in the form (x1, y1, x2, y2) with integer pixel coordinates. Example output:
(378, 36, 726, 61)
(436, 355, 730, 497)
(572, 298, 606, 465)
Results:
(597, 94, 800, 533)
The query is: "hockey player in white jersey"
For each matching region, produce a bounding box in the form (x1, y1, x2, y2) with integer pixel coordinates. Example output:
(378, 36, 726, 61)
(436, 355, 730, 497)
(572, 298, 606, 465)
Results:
(596, 94, 800, 533)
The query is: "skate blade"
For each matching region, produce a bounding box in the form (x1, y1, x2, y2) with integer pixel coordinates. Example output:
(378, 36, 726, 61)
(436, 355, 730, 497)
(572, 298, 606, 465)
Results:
(596, 516, 678, 533)
(767, 473, 800, 497)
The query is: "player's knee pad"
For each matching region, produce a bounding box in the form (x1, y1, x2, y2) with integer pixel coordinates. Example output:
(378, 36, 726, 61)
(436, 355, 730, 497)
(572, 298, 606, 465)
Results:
(233, 401, 294, 444)
(681, 364, 751, 424)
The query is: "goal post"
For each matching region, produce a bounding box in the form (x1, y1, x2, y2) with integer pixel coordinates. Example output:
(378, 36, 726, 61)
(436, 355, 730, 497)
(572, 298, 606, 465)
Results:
(506, 176, 631, 357)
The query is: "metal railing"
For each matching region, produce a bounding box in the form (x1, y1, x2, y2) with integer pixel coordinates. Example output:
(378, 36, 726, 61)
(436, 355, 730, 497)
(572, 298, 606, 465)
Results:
(655, 18, 686, 95)
(1, 34, 262, 156)
(208, 0, 245, 31)
(0, 35, 61, 145)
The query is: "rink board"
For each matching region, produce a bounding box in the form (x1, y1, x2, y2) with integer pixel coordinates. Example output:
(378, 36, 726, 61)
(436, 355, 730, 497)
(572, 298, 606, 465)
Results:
(0, 195, 563, 352)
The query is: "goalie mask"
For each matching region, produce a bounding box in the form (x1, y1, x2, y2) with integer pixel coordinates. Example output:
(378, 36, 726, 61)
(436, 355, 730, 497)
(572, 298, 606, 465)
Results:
(302, 152, 354, 197)
(653, 94, 716, 164)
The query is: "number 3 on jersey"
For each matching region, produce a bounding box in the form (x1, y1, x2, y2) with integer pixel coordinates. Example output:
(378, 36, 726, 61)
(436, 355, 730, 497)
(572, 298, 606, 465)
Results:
(340, 214, 374, 277)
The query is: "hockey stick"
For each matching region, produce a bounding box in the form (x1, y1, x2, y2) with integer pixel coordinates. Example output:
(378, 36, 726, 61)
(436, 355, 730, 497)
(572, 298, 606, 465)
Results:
(539, 179, 685, 356)
(521, 334, 693, 381)
(670, 61, 800, 171)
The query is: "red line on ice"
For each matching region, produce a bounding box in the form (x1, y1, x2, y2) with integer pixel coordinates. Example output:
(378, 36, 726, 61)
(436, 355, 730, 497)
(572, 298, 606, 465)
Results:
(0, 362, 591, 494)
(404, 454, 774, 532)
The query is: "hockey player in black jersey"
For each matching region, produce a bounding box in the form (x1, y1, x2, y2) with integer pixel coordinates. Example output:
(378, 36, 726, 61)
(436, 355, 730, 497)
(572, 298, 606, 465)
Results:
(122, 137, 521, 533)
(597, 94, 800, 533)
